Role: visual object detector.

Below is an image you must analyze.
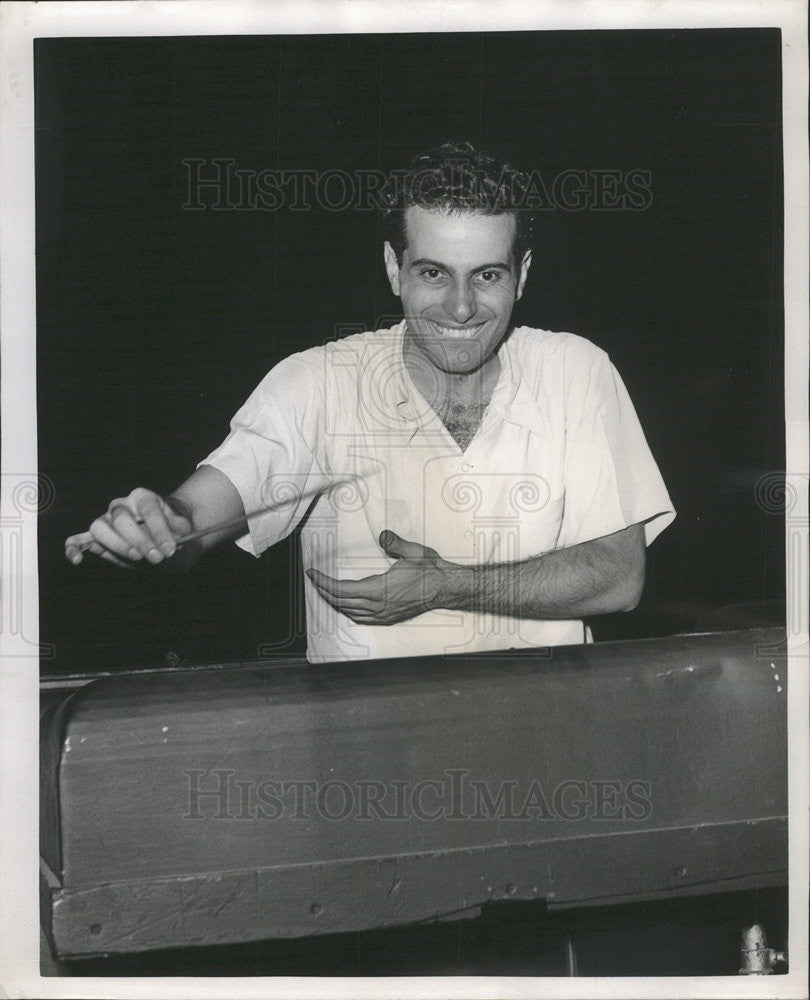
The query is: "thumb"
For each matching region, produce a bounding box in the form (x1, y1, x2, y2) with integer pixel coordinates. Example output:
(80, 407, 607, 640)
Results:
(160, 498, 193, 535)
(379, 530, 436, 560)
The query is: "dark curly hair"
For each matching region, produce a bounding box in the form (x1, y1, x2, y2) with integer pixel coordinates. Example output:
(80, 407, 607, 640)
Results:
(381, 140, 534, 266)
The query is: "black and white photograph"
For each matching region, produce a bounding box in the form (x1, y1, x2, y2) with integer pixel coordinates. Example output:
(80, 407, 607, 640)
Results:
(0, 1, 807, 997)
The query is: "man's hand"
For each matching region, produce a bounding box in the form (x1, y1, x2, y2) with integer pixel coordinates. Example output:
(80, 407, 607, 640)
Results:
(65, 465, 247, 571)
(307, 530, 455, 625)
(65, 488, 193, 568)
(307, 522, 646, 626)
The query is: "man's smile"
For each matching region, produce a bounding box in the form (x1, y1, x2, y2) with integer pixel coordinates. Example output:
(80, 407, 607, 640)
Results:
(427, 320, 486, 339)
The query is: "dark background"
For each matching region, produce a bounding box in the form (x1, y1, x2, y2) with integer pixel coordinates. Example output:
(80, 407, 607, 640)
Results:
(35, 29, 785, 675)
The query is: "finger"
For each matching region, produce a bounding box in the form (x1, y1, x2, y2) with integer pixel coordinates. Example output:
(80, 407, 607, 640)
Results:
(79, 538, 136, 570)
(65, 532, 93, 564)
(307, 583, 377, 615)
(159, 497, 193, 536)
(343, 611, 394, 625)
(379, 530, 437, 560)
(306, 568, 384, 600)
(107, 505, 167, 563)
(86, 514, 149, 562)
(317, 594, 377, 613)
(134, 488, 193, 547)
(136, 495, 183, 558)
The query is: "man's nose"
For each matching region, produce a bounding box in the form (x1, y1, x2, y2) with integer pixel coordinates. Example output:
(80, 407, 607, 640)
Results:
(443, 280, 477, 323)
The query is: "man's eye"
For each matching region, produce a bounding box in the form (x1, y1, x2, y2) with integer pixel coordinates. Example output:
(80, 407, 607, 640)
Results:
(420, 268, 443, 281)
(476, 270, 502, 284)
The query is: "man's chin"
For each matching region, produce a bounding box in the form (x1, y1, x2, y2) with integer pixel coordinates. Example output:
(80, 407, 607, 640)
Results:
(415, 348, 488, 376)
(407, 329, 485, 368)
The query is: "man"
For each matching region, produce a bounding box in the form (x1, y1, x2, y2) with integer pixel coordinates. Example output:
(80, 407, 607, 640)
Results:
(65, 142, 675, 662)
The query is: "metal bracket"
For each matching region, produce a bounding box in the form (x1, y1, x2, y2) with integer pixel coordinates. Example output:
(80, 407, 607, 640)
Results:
(739, 923, 787, 974)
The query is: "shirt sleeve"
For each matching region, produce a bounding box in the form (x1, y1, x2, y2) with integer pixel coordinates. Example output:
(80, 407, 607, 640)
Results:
(558, 342, 675, 549)
(198, 354, 331, 557)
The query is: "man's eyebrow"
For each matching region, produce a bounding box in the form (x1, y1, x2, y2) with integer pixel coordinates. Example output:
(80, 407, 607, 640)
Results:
(408, 257, 450, 270)
(408, 258, 514, 273)
(471, 261, 513, 273)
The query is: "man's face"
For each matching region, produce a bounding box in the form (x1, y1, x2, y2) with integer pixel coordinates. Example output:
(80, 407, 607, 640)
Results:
(384, 206, 531, 376)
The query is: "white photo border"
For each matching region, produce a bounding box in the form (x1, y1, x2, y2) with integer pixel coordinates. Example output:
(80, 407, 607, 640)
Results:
(1, 1, 807, 998)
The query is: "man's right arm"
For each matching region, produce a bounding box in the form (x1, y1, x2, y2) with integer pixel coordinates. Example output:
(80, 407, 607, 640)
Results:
(64, 465, 246, 571)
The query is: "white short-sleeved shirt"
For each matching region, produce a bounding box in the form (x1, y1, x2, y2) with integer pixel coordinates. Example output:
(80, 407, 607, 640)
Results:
(201, 323, 675, 662)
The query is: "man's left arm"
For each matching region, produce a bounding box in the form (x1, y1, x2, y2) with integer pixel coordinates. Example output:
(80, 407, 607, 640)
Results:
(307, 523, 645, 626)
(451, 522, 645, 618)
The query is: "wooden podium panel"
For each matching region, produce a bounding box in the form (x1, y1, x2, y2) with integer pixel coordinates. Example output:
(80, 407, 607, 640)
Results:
(40, 629, 787, 958)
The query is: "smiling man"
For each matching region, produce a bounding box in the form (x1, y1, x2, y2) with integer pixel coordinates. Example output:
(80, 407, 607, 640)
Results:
(66, 141, 675, 662)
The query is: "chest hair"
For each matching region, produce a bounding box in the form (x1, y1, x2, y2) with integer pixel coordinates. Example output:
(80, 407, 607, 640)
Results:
(439, 398, 489, 451)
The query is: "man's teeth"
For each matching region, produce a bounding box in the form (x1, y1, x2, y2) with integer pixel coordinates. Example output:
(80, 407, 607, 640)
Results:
(431, 322, 484, 338)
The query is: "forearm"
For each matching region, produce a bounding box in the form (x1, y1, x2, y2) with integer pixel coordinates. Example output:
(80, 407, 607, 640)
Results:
(162, 465, 248, 572)
(438, 523, 646, 620)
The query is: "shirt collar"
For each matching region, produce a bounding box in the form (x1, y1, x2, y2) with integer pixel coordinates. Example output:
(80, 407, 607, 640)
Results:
(486, 329, 545, 434)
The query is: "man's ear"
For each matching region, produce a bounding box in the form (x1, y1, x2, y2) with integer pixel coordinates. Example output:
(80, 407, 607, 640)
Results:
(516, 248, 532, 301)
(383, 241, 401, 296)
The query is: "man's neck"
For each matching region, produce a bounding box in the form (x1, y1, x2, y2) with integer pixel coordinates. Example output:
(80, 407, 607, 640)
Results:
(402, 333, 502, 450)
(402, 337, 502, 414)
